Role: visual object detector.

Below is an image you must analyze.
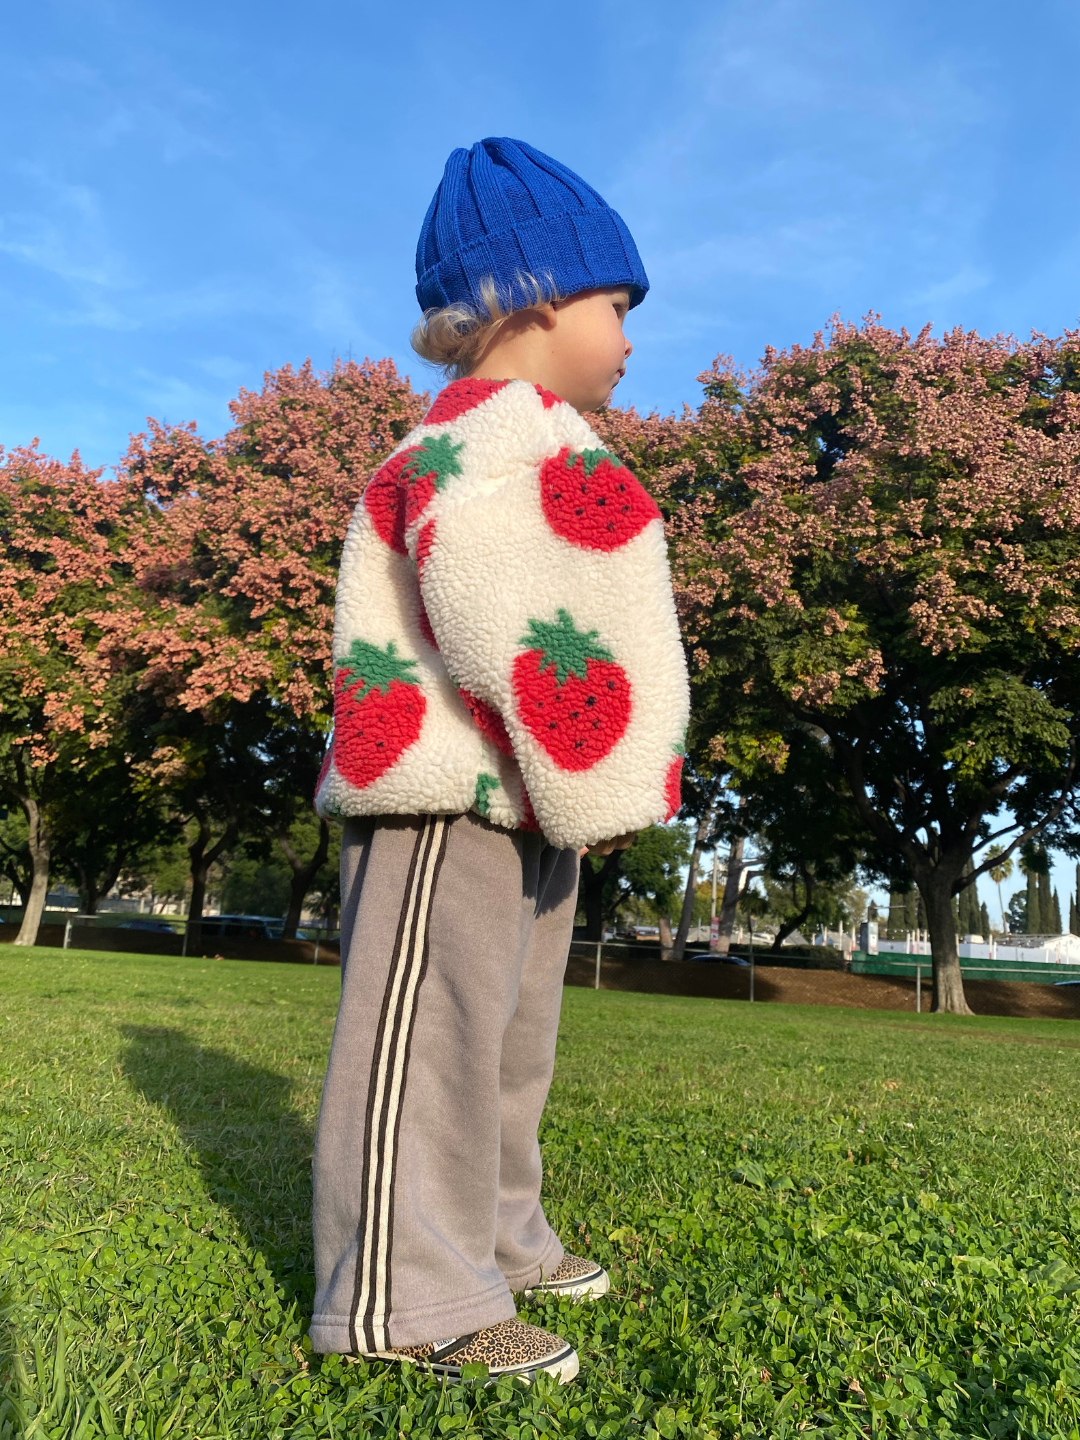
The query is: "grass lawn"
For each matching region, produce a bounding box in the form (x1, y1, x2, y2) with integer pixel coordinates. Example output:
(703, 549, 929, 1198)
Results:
(2, 950, 1080, 1439)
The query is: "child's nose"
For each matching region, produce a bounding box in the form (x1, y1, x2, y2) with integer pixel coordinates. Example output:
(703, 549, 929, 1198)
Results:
(624, 337, 633, 359)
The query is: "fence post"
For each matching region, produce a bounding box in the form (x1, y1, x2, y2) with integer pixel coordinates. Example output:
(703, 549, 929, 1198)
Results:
(748, 924, 755, 1002)
(313, 933, 321, 966)
(916, 964, 921, 1014)
(63, 917, 72, 950)
(181, 919, 188, 958)
(594, 941, 602, 990)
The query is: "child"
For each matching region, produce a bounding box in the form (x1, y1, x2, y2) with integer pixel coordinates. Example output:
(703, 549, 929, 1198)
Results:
(311, 137, 689, 1384)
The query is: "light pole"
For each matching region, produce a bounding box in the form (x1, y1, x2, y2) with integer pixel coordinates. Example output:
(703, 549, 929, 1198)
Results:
(748, 913, 755, 1003)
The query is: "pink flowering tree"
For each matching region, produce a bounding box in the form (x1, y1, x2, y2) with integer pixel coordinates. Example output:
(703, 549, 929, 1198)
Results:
(122, 358, 426, 935)
(0, 446, 146, 944)
(669, 318, 1080, 1013)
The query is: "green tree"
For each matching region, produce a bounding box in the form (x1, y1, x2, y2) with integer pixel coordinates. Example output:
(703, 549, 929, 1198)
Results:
(733, 730, 870, 952)
(986, 845, 1013, 934)
(1025, 870, 1040, 934)
(0, 447, 146, 943)
(620, 825, 691, 957)
(665, 322, 1080, 1012)
(49, 743, 173, 914)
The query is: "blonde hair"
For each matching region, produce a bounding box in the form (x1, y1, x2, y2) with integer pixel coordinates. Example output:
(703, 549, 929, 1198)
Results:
(410, 272, 560, 380)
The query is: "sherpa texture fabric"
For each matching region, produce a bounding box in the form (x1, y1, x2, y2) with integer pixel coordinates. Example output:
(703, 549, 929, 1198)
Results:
(415, 138, 649, 316)
(315, 376, 689, 851)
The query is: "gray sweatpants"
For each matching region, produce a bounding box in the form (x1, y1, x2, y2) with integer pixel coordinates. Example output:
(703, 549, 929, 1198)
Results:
(310, 811, 580, 1354)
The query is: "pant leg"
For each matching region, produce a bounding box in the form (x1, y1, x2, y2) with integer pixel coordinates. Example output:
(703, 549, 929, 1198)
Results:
(495, 843, 580, 1289)
(311, 811, 556, 1354)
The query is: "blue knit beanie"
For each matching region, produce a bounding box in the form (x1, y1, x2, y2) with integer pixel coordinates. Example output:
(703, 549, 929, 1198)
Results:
(415, 138, 649, 317)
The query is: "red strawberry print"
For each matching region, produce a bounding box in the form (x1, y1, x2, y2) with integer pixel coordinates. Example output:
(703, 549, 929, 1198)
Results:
(423, 376, 508, 425)
(663, 754, 683, 821)
(539, 446, 660, 552)
(333, 639, 426, 788)
(415, 518, 437, 578)
(363, 436, 463, 552)
(512, 609, 631, 771)
(458, 686, 514, 757)
(363, 453, 411, 554)
(400, 433, 464, 527)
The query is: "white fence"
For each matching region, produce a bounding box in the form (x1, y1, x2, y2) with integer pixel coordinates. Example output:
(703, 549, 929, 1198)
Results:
(877, 933, 1080, 966)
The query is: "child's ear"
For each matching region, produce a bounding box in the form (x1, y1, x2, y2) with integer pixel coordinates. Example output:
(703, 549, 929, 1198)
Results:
(532, 302, 558, 330)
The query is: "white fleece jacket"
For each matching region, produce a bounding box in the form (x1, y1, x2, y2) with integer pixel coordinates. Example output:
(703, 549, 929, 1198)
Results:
(315, 376, 689, 850)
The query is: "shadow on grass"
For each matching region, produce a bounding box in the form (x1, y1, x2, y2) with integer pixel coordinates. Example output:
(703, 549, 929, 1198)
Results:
(120, 1026, 315, 1309)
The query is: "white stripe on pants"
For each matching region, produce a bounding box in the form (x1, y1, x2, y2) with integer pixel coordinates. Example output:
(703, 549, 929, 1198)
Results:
(310, 810, 580, 1353)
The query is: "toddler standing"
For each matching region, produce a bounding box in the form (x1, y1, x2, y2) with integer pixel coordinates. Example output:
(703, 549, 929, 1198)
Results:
(310, 137, 689, 1383)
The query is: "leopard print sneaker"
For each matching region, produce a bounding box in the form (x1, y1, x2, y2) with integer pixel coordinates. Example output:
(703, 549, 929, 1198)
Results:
(522, 1251, 610, 1300)
(366, 1318, 578, 1383)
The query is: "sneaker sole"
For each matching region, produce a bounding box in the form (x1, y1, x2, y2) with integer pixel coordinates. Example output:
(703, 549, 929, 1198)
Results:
(523, 1268, 610, 1302)
(367, 1343, 579, 1385)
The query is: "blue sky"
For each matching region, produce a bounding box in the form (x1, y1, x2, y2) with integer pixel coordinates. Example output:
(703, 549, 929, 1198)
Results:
(4, 0, 1080, 917)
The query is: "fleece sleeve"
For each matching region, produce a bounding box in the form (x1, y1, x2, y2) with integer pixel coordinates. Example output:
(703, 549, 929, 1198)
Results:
(411, 383, 690, 850)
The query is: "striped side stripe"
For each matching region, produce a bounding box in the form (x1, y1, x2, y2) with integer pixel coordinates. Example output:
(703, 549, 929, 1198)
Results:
(350, 814, 450, 1353)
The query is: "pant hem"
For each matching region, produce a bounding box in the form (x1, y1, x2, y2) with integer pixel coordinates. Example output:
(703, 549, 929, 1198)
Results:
(311, 1277, 518, 1353)
(501, 1231, 565, 1293)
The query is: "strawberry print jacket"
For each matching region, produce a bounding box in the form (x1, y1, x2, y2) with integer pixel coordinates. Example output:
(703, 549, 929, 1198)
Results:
(315, 376, 690, 850)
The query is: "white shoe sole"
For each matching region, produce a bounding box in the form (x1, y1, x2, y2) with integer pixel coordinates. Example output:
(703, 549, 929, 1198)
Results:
(523, 1267, 610, 1302)
(367, 1343, 580, 1385)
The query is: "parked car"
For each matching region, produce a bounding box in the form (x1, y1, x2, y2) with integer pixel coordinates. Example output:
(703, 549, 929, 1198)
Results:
(118, 918, 180, 933)
(197, 915, 282, 940)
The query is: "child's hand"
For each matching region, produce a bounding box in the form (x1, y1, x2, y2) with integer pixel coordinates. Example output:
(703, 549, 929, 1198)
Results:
(580, 831, 637, 858)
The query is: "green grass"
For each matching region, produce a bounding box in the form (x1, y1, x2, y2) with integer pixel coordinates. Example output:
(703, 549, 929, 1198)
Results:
(3, 949, 1080, 1439)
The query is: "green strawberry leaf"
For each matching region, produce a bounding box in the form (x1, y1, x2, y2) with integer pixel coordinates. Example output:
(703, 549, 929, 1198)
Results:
(567, 447, 618, 478)
(520, 609, 613, 685)
(474, 772, 500, 817)
(401, 434, 464, 490)
(336, 639, 419, 699)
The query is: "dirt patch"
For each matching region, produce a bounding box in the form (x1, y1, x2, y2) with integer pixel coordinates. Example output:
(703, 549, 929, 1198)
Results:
(564, 955, 1080, 1021)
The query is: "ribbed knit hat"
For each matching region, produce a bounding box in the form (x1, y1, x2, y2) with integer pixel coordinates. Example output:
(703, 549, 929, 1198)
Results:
(415, 138, 649, 316)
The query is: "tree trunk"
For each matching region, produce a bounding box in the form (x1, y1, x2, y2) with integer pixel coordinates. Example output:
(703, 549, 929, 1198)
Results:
(671, 809, 714, 962)
(278, 819, 331, 939)
(186, 815, 235, 949)
(712, 834, 745, 955)
(579, 849, 624, 942)
(0, 855, 32, 909)
(659, 914, 674, 961)
(771, 873, 814, 953)
(14, 797, 50, 947)
(76, 860, 99, 916)
(922, 876, 973, 1014)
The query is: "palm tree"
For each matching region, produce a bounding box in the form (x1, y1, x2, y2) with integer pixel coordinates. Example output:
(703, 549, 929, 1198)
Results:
(986, 845, 1013, 935)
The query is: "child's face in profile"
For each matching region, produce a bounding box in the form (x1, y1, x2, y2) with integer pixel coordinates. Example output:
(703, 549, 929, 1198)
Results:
(546, 287, 634, 413)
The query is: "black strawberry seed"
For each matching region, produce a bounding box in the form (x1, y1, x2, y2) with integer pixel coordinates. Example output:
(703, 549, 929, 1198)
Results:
(586, 695, 596, 706)
(569, 710, 580, 719)
(575, 507, 584, 516)
(597, 497, 607, 506)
